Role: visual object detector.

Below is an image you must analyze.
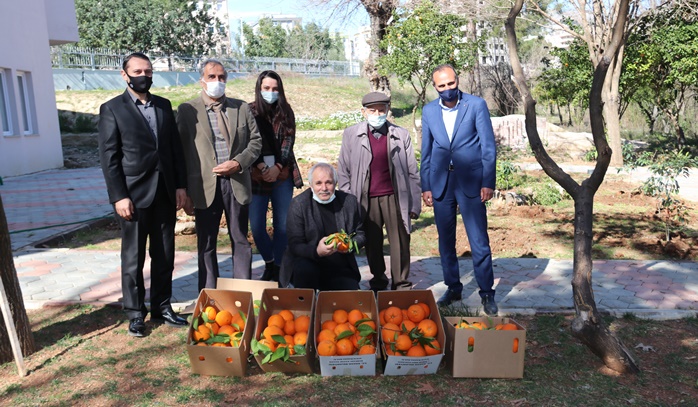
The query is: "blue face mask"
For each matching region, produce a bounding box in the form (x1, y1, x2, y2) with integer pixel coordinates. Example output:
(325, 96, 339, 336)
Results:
(367, 114, 387, 129)
(261, 91, 279, 104)
(312, 190, 336, 204)
(438, 87, 460, 103)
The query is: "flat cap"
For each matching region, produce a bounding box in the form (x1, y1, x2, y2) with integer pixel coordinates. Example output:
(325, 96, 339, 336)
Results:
(361, 91, 390, 107)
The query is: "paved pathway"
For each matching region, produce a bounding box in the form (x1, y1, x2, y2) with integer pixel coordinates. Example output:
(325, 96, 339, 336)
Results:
(2, 168, 697, 319)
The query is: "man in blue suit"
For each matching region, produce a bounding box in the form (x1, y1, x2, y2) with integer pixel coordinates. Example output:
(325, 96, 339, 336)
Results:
(420, 64, 498, 315)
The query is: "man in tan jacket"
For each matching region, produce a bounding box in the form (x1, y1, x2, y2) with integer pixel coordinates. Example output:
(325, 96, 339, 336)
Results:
(337, 92, 421, 292)
(177, 59, 262, 290)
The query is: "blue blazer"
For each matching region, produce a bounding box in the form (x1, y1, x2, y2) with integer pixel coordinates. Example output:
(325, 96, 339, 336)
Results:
(420, 91, 496, 200)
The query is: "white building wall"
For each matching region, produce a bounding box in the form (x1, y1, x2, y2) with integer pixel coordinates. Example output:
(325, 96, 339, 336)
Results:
(0, 0, 77, 177)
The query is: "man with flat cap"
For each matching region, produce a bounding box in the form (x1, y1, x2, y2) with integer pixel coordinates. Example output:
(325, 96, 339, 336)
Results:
(338, 91, 421, 292)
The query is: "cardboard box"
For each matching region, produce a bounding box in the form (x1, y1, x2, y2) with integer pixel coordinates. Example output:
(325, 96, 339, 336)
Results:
(186, 289, 255, 377)
(253, 288, 316, 374)
(443, 316, 526, 378)
(216, 278, 277, 320)
(377, 290, 445, 375)
(314, 290, 379, 376)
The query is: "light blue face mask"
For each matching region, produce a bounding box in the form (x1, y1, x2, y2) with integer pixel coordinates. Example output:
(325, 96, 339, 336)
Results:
(312, 190, 336, 204)
(261, 91, 279, 104)
(367, 114, 387, 129)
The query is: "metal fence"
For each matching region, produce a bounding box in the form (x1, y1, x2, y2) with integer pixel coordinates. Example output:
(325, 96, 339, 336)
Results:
(50, 46, 362, 77)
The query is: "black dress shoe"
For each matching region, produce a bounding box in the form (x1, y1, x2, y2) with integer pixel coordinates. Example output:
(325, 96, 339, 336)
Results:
(128, 317, 146, 337)
(151, 309, 188, 327)
(437, 289, 462, 307)
(261, 261, 275, 281)
(481, 295, 499, 316)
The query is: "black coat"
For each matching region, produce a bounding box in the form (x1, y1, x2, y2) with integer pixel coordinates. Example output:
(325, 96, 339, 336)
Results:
(279, 189, 366, 287)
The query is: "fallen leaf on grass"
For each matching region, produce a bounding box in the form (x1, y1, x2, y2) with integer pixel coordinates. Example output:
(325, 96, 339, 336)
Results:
(415, 383, 434, 393)
(634, 343, 656, 352)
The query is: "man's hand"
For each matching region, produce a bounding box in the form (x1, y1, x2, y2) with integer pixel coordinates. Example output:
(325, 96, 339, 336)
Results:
(182, 196, 195, 216)
(481, 187, 494, 203)
(115, 197, 134, 221)
(175, 188, 187, 210)
(262, 165, 280, 183)
(316, 236, 337, 257)
(213, 160, 241, 176)
(422, 191, 433, 207)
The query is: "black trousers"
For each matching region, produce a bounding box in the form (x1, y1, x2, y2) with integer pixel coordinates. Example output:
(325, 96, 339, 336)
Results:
(291, 256, 360, 291)
(195, 176, 251, 291)
(117, 179, 175, 320)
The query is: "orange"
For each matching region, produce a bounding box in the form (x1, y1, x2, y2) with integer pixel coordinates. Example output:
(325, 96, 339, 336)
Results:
(203, 305, 218, 321)
(332, 309, 349, 324)
(468, 336, 475, 347)
(400, 319, 416, 333)
(283, 335, 295, 346)
(263, 325, 284, 344)
(350, 332, 361, 349)
(348, 309, 364, 325)
(358, 344, 376, 355)
(196, 342, 208, 346)
(381, 322, 400, 344)
(259, 338, 277, 352)
(470, 321, 487, 330)
(317, 340, 337, 356)
(336, 338, 355, 356)
(212, 342, 229, 347)
(218, 324, 235, 336)
(406, 345, 426, 357)
(231, 313, 246, 332)
(293, 331, 308, 346)
(379, 309, 386, 325)
(278, 309, 295, 322)
(322, 319, 338, 331)
(417, 319, 438, 337)
(334, 322, 354, 338)
(424, 339, 441, 356)
(513, 338, 519, 353)
(383, 306, 403, 325)
(401, 309, 410, 322)
(499, 323, 519, 331)
(283, 319, 296, 336)
(358, 319, 376, 331)
(384, 346, 398, 356)
(204, 321, 220, 335)
(395, 334, 413, 352)
(417, 302, 431, 318)
(267, 314, 286, 329)
(295, 315, 310, 333)
(316, 328, 337, 344)
(215, 310, 233, 326)
(193, 324, 211, 342)
(407, 304, 426, 323)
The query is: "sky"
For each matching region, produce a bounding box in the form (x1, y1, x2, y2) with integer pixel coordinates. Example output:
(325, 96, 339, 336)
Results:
(226, 0, 369, 38)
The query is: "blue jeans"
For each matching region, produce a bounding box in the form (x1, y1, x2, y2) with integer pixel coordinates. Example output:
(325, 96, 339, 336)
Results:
(249, 178, 294, 266)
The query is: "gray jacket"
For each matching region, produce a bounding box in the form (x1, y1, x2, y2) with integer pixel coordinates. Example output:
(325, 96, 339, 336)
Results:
(337, 121, 421, 233)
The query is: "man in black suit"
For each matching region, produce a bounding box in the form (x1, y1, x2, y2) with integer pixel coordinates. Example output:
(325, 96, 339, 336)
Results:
(98, 52, 188, 337)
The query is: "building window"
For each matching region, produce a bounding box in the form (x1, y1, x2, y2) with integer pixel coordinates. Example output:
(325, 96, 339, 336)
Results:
(0, 70, 12, 135)
(17, 71, 35, 135)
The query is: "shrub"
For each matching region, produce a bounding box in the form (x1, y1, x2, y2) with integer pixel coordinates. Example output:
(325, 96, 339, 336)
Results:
(531, 183, 566, 206)
(73, 114, 98, 133)
(496, 160, 520, 190)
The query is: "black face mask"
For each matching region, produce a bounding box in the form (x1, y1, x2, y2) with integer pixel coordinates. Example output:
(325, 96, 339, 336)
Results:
(127, 74, 153, 93)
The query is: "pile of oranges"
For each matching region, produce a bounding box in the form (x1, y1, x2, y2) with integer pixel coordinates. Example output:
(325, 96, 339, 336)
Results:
(191, 305, 247, 347)
(379, 303, 441, 357)
(316, 308, 378, 357)
(454, 319, 520, 352)
(256, 310, 310, 358)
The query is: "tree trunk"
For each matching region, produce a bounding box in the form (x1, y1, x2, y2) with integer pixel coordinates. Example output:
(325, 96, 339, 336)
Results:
(361, 0, 394, 96)
(505, 0, 639, 374)
(602, 52, 624, 167)
(0, 194, 36, 363)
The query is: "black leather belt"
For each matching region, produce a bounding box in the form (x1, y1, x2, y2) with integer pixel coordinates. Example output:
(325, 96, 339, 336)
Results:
(448, 163, 454, 171)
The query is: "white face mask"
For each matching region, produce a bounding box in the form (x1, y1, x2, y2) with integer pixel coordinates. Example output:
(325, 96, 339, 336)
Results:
(312, 190, 336, 204)
(367, 114, 387, 129)
(261, 91, 279, 104)
(203, 81, 226, 99)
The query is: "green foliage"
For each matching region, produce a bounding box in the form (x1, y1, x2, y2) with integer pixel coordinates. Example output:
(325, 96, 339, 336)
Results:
(296, 111, 363, 131)
(535, 39, 592, 117)
(58, 113, 72, 133)
(378, 2, 482, 113)
(531, 183, 567, 206)
(73, 115, 97, 133)
(496, 160, 520, 190)
(242, 19, 344, 60)
(74, 0, 223, 56)
(626, 150, 697, 241)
